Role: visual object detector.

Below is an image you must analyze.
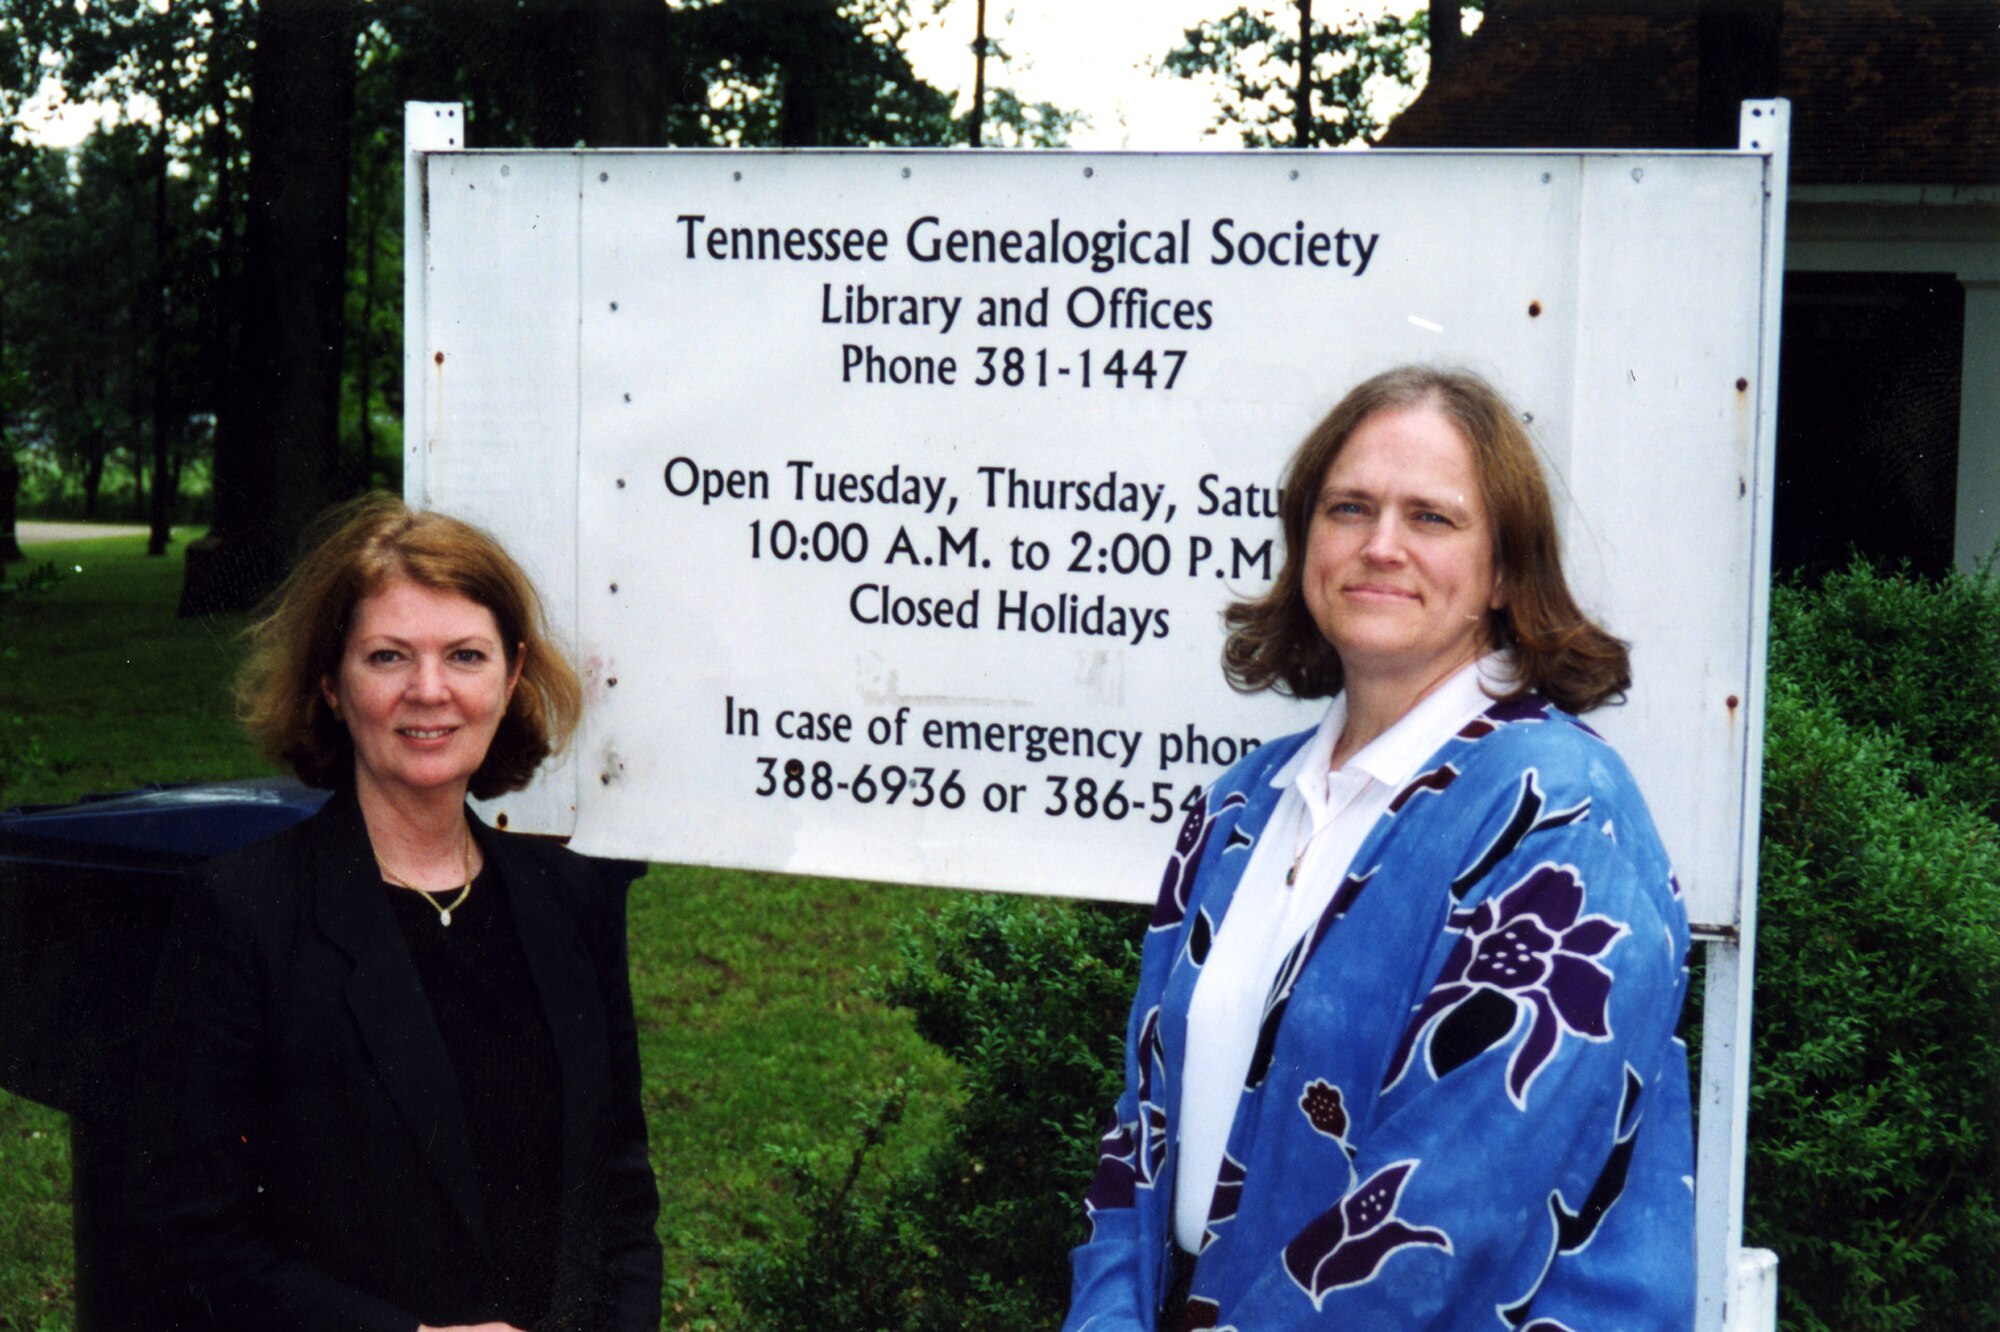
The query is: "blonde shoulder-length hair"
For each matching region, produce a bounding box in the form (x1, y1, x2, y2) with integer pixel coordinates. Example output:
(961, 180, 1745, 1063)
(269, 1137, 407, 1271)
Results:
(237, 493, 583, 799)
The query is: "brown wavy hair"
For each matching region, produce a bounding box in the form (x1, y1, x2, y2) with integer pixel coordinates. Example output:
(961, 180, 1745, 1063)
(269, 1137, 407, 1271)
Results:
(1222, 366, 1630, 714)
(237, 493, 583, 798)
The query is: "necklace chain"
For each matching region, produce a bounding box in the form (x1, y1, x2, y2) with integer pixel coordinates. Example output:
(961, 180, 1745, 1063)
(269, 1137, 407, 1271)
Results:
(378, 823, 473, 927)
(1288, 800, 1329, 887)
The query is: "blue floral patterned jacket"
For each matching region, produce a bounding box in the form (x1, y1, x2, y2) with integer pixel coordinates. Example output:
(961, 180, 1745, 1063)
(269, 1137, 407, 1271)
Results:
(1063, 696, 1695, 1331)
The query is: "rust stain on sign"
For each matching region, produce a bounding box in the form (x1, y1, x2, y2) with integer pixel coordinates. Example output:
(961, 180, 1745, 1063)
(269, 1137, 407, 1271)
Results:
(429, 349, 446, 452)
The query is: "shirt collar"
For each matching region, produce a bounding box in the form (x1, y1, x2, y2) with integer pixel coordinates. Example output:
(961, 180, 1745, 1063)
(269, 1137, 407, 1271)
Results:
(1270, 652, 1514, 792)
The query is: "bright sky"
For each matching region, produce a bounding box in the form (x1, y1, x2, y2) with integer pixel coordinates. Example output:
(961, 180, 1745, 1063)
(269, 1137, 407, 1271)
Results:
(904, 1, 1435, 150)
(902, 0, 1253, 149)
(14, 79, 112, 149)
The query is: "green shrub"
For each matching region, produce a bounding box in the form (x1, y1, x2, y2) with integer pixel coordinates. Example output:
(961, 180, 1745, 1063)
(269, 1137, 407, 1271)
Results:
(1745, 561, 2000, 1331)
(1748, 677, 2000, 1330)
(1768, 561, 2000, 813)
(731, 894, 1143, 1331)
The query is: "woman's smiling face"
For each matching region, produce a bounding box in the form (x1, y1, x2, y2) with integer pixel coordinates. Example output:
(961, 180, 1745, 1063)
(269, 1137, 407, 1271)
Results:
(322, 577, 521, 806)
(1302, 402, 1505, 694)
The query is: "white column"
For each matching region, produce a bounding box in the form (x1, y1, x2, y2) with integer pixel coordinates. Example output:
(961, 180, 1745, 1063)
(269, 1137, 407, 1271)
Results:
(1956, 280, 2000, 571)
(402, 103, 464, 508)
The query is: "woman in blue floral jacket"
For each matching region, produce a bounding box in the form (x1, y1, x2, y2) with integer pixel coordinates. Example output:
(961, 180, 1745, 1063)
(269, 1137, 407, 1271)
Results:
(1063, 367, 1694, 1331)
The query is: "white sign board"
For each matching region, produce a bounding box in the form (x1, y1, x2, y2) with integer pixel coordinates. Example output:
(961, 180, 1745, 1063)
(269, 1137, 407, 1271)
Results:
(407, 103, 1791, 1329)
(409, 141, 1779, 937)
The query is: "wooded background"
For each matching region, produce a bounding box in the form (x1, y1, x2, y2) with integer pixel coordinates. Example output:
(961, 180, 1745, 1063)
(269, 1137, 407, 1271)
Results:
(0, 0, 1470, 607)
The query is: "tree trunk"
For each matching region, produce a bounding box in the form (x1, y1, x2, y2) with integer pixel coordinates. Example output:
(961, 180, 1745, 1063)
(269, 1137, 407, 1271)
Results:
(582, 0, 686, 146)
(83, 432, 105, 520)
(149, 132, 173, 556)
(352, 144, 378, 495)
(0, 297, 18, 563)
(526, 0, 585, 147)
(180, 0, 357, 616)
(1294, 0, 1314, 148)
(1429, 0, 1461, 75)
(199, 69, 239, 552)
(0, 455, 20, 563)
(970, 0, 988, 148)
(780, 61, 825, 147)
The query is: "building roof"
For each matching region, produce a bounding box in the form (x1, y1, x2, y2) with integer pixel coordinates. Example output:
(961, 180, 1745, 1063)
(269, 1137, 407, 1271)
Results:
(1380, 1, 2000, 186)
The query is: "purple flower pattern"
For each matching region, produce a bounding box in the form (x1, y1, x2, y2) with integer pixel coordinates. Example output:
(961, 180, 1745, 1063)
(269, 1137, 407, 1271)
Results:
(1152, 790, 1247, 932)
(1083, 1001, 1170, 1237)
(1449, 769, 1591, 901)
(1499, 1066, 1645, 1325)
(1386, 863, 1627, 1108)
(1487, 696, 1553, 725)
(1282, 1160, 1452, 1305)
(1081, 1112, 1137, 1236)
(1181, 1297, 1223, 1328)
(1388, 762, 1459, 814)
(1298, 1078, 1357, 1161)
(1201, 1153, 1247, 1251)
(1135, 1004, 1169, 1183)
(1187, 906, 1216, 967)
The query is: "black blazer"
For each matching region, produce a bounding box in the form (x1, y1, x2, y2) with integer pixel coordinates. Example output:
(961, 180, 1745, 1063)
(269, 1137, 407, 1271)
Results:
(132, 787, 661, 1332)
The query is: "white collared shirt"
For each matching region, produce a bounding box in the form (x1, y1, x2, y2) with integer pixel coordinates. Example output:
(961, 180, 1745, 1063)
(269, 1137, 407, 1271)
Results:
(1172, 654, 1513, 1252)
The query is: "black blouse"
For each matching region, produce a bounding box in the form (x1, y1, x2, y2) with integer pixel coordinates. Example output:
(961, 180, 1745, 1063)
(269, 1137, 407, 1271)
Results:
(386, 866, 562, 1327)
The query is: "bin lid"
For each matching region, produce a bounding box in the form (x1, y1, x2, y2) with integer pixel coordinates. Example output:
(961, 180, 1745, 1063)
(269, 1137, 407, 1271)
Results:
(0, 778, 329, 872)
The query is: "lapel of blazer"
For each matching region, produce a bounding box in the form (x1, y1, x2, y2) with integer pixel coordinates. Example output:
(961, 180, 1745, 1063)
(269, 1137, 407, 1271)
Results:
(304, 788, 496, 1262)
(473, 816, 603, 1202)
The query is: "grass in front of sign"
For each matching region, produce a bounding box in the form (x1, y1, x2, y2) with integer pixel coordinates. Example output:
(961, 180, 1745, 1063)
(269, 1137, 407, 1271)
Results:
(0, 1094, 73, 1330)
(1, 530, 272, 807)
(0, 532, 957, 1331)
(636, 866, 957, 1328)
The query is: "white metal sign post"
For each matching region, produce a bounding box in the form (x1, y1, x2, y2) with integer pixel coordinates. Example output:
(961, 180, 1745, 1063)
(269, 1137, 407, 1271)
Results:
(404, 101, 1787, 1330)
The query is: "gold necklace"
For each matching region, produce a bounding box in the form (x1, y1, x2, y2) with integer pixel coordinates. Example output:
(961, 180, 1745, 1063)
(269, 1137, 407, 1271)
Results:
(379, 824, 473, 927)
(1288, 801, 1330, 886)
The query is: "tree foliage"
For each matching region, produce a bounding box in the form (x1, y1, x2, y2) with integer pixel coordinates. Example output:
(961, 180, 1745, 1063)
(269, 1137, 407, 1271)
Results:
(971, 84, 1083, 148)
(3, 126, 215, 521)
(1161, 2, 1471, 147)
(5, 0, 1068, 600)
(4, 0, 251, 536)
(690, 0, 956, 147)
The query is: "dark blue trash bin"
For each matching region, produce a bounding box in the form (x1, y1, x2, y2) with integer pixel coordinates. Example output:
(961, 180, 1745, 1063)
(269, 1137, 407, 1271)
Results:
(0, 779, 329, 1331)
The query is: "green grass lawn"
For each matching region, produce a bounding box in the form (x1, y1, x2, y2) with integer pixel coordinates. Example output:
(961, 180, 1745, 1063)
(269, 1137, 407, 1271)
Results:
(1, 530, 273, 800)
(1, 531, 957, 1331)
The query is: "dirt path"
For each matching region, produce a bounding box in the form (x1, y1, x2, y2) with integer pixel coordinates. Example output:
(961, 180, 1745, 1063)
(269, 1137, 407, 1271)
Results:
(16, 521, 153, 546)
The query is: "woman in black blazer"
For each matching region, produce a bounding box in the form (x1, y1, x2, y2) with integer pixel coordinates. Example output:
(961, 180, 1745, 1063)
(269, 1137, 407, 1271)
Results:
(136, 496, 660, 1332)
